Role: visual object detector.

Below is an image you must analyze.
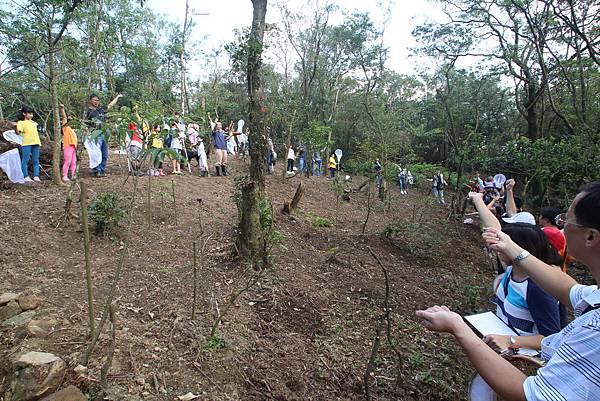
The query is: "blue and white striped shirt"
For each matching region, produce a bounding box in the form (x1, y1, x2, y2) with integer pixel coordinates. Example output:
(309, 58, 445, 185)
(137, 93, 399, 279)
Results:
(495, 266, 561, 336)
(524, 284, 600, 401)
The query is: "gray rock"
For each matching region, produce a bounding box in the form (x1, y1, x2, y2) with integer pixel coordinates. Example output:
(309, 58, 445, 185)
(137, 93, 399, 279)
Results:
(0, 292, 21, 305)
(40, 385, 86, 401)
(8, 355, 66, 400)
(25, 319, 56, 338)
(0, 300, 22, 321)
(16, 352, 60, 368)
(2, 310, 36, 327)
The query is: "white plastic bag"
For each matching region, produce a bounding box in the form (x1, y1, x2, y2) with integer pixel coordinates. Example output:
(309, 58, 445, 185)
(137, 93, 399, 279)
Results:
(0, 148, 25, 183)
(84, 138, 102, 169)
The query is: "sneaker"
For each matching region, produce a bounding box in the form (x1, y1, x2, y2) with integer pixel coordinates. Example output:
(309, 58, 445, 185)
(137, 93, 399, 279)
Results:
(33, 176, 41, 182)
(24, 176, 33, 183)
(62, 176, 70, 182)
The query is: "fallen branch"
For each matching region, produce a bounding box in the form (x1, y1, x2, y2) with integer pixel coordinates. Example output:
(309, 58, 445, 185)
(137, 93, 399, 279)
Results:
(368, 246, 404, 384)
(208, 267, 262, 339)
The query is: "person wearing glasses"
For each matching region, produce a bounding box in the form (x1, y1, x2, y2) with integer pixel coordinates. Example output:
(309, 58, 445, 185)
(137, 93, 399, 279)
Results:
(418, 181, 600, 401)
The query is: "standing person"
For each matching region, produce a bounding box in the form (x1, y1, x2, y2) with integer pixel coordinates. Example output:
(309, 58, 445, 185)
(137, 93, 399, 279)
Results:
(211, 121, 228, 176)
(13, 106, 41, 183)
(85, 93, 122, 177)
(417, 182, 600, 401)
(374, 158, 383, 188)
(197, 137, 208, 177)
(286, 146, 295, 172)
(150, 124, 164, 177)
(169, 122, 183, 175)
(432, 171, 447, 204)
(312, 151, 322, 176)
(298, 147, 306, 173)
(328, 153, 337, 178)
(266, 136, 275, 174)
(398, 167, 408, 195)
(127, 122, 144, 176)
(59, 104, 77, 182)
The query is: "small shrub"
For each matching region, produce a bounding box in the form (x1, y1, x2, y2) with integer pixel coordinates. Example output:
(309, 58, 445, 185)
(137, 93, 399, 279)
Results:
(313, 216, 332, 228)
(270, 229, 285, 245)
(88, 192, 126, 236)
(201, 335, 225, 353)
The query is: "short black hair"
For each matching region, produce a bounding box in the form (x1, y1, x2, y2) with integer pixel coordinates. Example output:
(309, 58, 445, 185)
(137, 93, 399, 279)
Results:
(540, 207, 562, 227)
(17, 106, 34, 120)
(89, 93, 99, 100)
(574, 181, 600, 230)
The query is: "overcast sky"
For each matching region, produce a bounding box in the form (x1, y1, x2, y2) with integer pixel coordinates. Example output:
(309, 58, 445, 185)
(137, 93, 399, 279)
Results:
(146, 0, 446, 80)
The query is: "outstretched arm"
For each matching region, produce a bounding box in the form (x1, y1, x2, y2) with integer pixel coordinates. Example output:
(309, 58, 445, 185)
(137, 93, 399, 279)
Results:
(483, 228, 577, 306)
(504, 179, 517, 217)
(107, 94, 122, 110)
(416, 306, 527, 401)
(59, 104, 68, 126)
(469, 192, 501, 230)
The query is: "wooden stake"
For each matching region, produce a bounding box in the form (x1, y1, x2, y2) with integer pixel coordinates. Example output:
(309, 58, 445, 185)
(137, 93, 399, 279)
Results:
(79, 181, 96, 339)
(191, 241, 198, 320)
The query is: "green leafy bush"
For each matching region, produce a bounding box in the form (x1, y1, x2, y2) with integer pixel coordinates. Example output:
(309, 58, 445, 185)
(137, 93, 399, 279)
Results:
(313, 217, 332, 228)
(88, 192, 126, 236)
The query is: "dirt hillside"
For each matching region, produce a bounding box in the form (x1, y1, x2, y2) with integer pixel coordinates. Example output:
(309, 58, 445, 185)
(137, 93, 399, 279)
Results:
(0, 154, 493, 400)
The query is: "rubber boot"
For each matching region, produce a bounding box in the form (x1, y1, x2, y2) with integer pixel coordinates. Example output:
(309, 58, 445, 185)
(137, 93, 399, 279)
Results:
(221, 165, 228, 176)
(215, 165, 221, 176)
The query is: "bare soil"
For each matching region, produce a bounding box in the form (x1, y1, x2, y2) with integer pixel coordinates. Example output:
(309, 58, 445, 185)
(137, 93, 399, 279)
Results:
(1, 153, 496, 400)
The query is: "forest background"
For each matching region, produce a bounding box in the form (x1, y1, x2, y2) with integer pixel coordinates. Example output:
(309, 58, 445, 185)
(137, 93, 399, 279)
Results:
(0, 0, 599, 210)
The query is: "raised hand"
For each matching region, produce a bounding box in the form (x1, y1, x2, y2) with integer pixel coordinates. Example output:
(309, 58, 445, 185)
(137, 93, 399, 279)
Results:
(505, 178, 515, 192)
(482, 228, 522, 261)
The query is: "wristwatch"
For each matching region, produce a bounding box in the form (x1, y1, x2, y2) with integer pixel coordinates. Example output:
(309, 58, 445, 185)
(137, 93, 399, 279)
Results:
(512, 250, 531, 264)
(510, 336, 517, 346)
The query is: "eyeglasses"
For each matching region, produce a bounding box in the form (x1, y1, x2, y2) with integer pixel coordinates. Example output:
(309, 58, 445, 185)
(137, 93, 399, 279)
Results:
(556, 213, 586, 228)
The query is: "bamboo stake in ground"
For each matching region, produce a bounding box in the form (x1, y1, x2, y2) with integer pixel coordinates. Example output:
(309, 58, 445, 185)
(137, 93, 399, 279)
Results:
(361, 181, 372, 234)
(100, 303, 116, 389)
(171, 179, 178, 226)
(147, 171, 152, 227)
(79, 181, 96, 339)
(81, 177, 140, 366)
(191, 241, 198, 320)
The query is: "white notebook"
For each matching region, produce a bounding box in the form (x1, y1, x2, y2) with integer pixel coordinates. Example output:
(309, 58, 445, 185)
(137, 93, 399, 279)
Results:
(464, 311, 538, 356)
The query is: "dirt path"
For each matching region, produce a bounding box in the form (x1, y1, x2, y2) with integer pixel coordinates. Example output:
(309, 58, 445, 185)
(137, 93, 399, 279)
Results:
(1, 155, 492, 400)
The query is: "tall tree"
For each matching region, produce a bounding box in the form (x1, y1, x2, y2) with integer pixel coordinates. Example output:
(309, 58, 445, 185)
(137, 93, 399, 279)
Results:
(237, 0, 268, 266)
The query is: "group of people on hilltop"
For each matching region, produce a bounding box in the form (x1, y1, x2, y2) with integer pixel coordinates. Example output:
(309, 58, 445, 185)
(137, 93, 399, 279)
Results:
(4, 93, 262, 183)
(415, 173, 599, 401)
(283, 145, 338, 178)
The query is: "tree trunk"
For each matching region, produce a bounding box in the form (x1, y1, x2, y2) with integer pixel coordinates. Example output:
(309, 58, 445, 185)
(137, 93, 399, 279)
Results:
(237, 0, 268, 265)
(48, 44, 62, 184)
